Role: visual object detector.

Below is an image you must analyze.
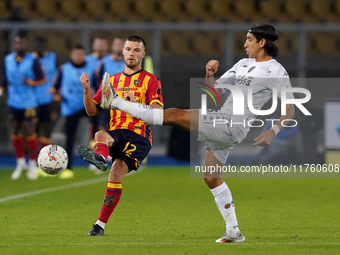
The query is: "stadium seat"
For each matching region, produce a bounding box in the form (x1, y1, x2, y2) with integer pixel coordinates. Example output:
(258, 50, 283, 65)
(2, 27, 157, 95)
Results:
(34, 0, 73, 22)
(184, 0, 218, 22)
(86, 0, 106, 16)
(330, 0, 340, 22)
(11, 0, 33, 18)
(0, 0, 12, 20)
(134, 0, 168, 22)
(109, 0, 134, 19)
(59, 1, 86, 16)
(284, 0, 318, 23)
(260, 0, 297, 24)
(308, 33, 340, 56)
(210, 0, 246, 23)
(275, 32, 298, 56)
(159, 0, 193, 22)
(135, 0, 156, 17)
(162, 32, 193, 56)
(233, 31, 247, 56)
(234, 0, 257, 16)
(191, 32, 221, 56)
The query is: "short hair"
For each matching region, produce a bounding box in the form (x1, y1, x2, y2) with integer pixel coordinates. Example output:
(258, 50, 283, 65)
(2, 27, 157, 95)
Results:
(125, 35, 146, 50)
(72, 43, 85, 50)
(33, 36, 47, 45)
(15, 31, 27, 41)
(248, 24, 279, 58)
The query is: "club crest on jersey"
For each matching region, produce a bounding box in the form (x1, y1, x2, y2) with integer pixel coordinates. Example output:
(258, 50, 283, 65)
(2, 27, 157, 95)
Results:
(134, 80, 141, 86)
(248, 66, 256, 73)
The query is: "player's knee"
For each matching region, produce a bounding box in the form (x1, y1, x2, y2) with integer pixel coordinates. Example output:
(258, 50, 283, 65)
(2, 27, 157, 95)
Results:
(95, 130, 114, 146)
(204, 177, 223, 189)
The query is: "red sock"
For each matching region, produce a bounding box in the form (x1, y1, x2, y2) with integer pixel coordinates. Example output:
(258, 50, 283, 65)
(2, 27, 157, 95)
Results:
(26, 133, 38, 160)
(93, 142, 110, 160)
(98, 182, 122, 223)
(11, 134, 25, 158)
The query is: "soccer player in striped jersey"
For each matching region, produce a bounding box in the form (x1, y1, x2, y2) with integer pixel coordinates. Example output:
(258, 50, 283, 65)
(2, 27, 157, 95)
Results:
(79, 36, 164, 236)
(99, 24, 296, 243)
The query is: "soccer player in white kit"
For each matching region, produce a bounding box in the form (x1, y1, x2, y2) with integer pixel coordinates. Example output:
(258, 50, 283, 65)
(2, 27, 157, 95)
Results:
(96, 24, 295, 243)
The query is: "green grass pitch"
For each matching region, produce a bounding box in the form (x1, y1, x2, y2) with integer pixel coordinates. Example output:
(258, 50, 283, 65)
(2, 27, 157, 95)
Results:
(0, 166, 339, 255)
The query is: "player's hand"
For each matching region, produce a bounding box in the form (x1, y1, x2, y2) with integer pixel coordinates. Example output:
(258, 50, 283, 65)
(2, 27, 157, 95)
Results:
(252, 129, 276, 146)
(206, 60, 219, 77)
(22, 77, 32, 86)
(124, 92, 136, 102)
(80, 73, 91, 91)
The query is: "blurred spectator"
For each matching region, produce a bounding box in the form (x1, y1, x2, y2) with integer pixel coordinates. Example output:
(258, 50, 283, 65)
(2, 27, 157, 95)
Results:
(0, 33, 46, 180)
(97, 37, 125, 130)
(86, 37, 109, 149)
(86, 37, 109, 89)
(52, 44, 94, 179)
(32, 36, 61, 151)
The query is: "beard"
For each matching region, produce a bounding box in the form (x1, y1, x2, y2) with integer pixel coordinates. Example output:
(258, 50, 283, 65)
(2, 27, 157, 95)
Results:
(124, 59, 141, 69)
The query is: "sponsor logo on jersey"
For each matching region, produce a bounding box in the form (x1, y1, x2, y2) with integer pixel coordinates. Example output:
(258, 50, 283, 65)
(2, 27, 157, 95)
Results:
(248, 66, 256, 73)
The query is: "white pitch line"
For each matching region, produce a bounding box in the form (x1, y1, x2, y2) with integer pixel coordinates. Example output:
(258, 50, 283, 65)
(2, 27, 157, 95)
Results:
(0, 242, 339, 247)
(0, 176, 108, 203)
(0, 167, 142, 204)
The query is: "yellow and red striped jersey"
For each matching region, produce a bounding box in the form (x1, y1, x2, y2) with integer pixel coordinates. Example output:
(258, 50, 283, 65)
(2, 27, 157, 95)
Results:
(92, 69, 164, 144)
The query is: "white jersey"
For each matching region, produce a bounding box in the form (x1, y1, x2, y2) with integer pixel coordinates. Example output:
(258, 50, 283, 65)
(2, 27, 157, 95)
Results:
(215, 58, 293, 142)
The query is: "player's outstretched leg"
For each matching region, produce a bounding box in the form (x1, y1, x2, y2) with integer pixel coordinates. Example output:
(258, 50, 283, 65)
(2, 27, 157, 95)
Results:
(78, 145, 108, 171)
(78, 130, 114, 171)
(100, 76, 164, 126)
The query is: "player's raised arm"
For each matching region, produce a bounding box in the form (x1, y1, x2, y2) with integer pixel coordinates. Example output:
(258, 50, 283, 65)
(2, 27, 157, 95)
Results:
(252, 104, 295, 146)
(205, 60, 223, 95)
(80, 72, 99, 116)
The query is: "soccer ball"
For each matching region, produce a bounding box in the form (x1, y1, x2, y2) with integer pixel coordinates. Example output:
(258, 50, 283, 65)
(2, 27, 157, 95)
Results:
(37, 145, 68, 175)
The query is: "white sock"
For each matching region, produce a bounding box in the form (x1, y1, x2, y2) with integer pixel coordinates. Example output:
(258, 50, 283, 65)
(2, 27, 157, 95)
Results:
(28, 159, 37, 170)
(95, 220, 106, 229)
(16, 157, 26, 167)
(110, 96, 163, 126)
(210, 182, 239, 235)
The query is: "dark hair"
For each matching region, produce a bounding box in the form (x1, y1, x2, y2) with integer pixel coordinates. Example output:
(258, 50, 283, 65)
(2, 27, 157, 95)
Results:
(126, 35, 146, 50)
(15, 30, 27, 40)
(248, 24, 279, 58)
(72, 43, 85, 50)
(33, 36, 46, 45)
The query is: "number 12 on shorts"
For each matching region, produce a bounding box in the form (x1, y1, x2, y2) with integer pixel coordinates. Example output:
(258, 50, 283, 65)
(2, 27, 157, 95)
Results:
(122, 142, 136, 156)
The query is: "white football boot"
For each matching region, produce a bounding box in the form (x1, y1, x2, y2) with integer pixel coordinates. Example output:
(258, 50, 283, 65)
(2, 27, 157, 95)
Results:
(215, 230, 246, 243)
(11, 158, 27, 180)
(101, 72, 119, 109)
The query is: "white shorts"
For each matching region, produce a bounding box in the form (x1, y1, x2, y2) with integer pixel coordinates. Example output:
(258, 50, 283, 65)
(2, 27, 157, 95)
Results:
(197, 109, 243, 164)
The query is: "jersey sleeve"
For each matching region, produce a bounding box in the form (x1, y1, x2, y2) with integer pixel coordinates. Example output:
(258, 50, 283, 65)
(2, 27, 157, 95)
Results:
(275, 66, 294, 100)
(147, 75, 164, 107)
(216, 59, 243, 93)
